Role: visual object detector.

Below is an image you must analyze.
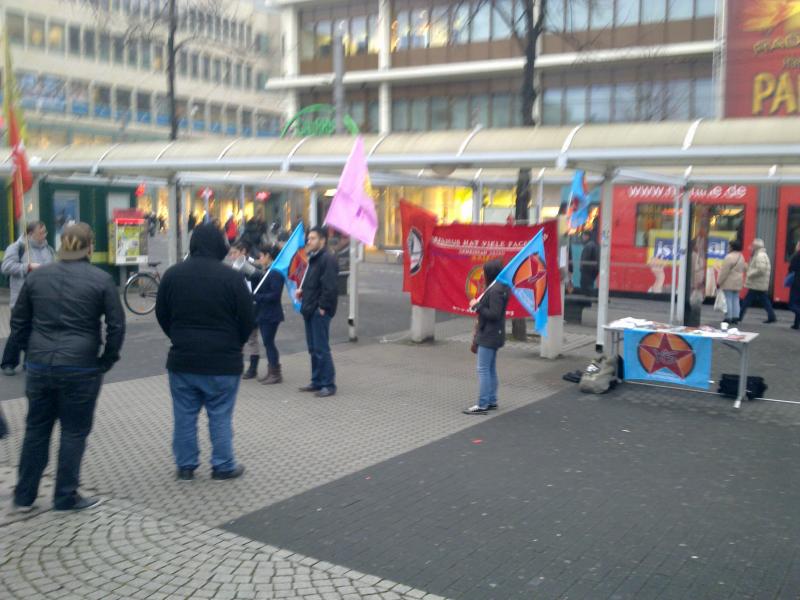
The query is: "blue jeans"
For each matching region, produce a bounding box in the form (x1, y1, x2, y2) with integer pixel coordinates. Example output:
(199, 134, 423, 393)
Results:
(477, 345, 499, 409)
(304, 312, 335, 389)
(739, 289, 776, 322)
(259, 321, 281, 367)
(168, 371, 240, 472)
(723, 290, 741, 321)
(15, 368, 103, 509)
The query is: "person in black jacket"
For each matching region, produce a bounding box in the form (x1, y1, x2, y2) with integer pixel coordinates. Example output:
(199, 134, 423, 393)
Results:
(789, 242, 800, 330)
(155, 223, 255, 482)
(254, 245, 285, 384)
(10, 222, 125, 512)
(296, 226, 339, 398)
(579, 230, 599, 295)
(464, 259, 509, 415)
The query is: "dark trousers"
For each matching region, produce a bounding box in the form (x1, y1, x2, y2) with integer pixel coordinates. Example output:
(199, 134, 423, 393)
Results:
(14, 369, 102, 509)
(1, 317, 22, 369)
(259, 321, 281, 366)
(739, 289, 776, 322)
(304, 312, 335, 389)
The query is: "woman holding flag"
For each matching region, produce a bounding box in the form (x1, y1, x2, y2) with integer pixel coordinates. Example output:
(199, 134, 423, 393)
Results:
(464, 259, 510, 415)
(254, 246, 285, 384)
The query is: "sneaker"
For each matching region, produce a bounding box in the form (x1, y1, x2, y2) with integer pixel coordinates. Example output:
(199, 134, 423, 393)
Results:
(764, 318, 777, 324)
(1, 366, 15, 377)
(314, 387, 336, 398)
(462, 405, 489, 415)
(212, 464, 245, 481)
(487, 404, 498, 411)
(176, 468, 195, 481)
(298, 384, 320, 392)
(54, 495, 103, 512)
(9, 501, 36, 514)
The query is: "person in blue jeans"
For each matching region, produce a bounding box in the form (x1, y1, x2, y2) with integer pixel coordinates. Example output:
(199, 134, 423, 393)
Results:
(254, 245, 285, 384)
(464, 259, 510, 415)
(296, 226, 339, 398)
(156, 223, 255, 481)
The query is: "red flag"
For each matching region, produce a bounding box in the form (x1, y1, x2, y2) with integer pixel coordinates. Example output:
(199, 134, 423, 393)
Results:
(8, 108, 32, 220)
(399, 200, 437, 305)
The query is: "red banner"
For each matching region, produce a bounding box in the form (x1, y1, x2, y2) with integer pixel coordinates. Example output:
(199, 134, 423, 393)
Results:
(405, 221, 561, 319)
(726, 0, 800, 117)
(400, 200, 437, 305)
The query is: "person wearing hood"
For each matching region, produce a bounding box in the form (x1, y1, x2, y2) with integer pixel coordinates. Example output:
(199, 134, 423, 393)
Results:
(2, 221, 56, 376)
(463, 259, 510, 415)
(739, 238, 776, 324)
(156, 223, 255, 482)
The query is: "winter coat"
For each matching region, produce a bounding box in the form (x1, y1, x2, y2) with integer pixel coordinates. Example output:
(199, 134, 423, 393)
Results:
(10, 259, 125, 372)
(745, 248, 771, 292)
(155, 223, 255, 376)
(1, 236, 56, 308)
(300, 249, 339, 320)
(717, 251, 746, 292)
(474, 261, 510, 350)
(254, 269, 285, 324)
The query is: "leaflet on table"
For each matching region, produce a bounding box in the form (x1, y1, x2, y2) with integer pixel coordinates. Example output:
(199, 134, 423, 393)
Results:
(608, 318, 748, 340)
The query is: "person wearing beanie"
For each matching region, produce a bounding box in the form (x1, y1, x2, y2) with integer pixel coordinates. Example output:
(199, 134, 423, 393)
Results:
(156, 223, 255, 482)
(739, 238, 777, 324)
(10, 222, 125, 512)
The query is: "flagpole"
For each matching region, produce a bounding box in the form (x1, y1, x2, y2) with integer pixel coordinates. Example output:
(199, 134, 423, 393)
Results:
(252, 266, 272, 296)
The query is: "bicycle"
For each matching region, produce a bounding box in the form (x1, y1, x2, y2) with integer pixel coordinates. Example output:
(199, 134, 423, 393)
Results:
(123, 262, 162, 315)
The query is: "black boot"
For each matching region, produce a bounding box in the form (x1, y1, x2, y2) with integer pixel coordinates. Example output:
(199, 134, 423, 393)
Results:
(242, 355, 259, 379)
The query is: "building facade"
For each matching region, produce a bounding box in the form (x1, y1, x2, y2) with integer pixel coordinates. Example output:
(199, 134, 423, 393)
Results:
(1, 0, 286, 148)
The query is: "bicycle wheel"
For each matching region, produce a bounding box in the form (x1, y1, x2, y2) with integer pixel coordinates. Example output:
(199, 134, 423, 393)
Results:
(124, 273, 159, 315)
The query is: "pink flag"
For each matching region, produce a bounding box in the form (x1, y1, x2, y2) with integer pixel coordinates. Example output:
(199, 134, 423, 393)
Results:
(324, 136, 378, 246)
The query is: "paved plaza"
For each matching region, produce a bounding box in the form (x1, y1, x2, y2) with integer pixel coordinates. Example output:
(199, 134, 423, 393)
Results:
(1, 260, 800, 599)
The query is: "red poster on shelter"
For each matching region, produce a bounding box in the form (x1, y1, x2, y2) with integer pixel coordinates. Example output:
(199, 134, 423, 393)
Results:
(726, 0, 800, 117)
(418, 221, 561, 319)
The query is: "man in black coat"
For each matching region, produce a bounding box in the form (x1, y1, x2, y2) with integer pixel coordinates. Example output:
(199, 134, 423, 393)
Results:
(156, 223, 255, 481)
(296, 226, 339, 398)
(579, 230, 600, 295)
(10, 222, 125, 512)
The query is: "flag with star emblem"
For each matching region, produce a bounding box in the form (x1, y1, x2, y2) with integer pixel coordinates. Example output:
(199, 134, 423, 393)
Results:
(4, 34, 33, 222)
(494, 228, 551, 334)
(623, 330, 712, 390)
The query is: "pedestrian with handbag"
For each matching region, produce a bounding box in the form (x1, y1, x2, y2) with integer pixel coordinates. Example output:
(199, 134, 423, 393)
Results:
(717, 240, 747, 325)
(463, 259, 510, 415)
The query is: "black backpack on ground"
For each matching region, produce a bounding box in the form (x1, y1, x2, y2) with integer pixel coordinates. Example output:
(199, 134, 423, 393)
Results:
(717, 374, 767, 401)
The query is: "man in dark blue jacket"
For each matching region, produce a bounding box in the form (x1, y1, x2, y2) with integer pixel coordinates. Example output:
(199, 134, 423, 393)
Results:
(156, 223, 255, 481)
(296, 226, 339, 398)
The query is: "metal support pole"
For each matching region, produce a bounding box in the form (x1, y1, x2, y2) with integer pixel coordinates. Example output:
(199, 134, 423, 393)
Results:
(333, 23, 345, 135)
(676, 187, 691, 324)
(348, 236, 359, 341)
(669, 186, 681, 324)
(595, 173, 614, 352)
(535, 169, 545, 224)
(309, 189, 318, 227)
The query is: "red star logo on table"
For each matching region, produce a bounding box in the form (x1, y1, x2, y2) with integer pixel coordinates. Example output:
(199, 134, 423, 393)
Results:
(637, 333, 696, 379)
(512, 254, 548, 309)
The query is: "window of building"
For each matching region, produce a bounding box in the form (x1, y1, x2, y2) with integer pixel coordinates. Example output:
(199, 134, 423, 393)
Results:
(176, 98, 189, 129)
(188, 52, 198, 78)
(245, 65, 253, 89)
(141, 41, 151, 69)
(565, 87, 587, 123)
(246, 25, 253, 47)
(99, 33, 111, 61)
(696, 0, 716, 18)
(368, 14, 379, 53)
(48, 21, 65, 53)
(239, 22, 246, 46)
(348, 15, 368, 55)
(638, 80, 665, 120)
(7, 13, 25, 45)
(83, 30, 96, 59)
(223, 60, 231, 86)
(491, 93, 512, 128)
(349, 100, 366, 130)
(451, 4, 470, 44)
(567, 2, 590, 31)
(317, 20, 332, 57)
(215, 16, 222, 40)
(202, 55, 211, 81)
(392, 99, 409, 131)
(669, 0, 694, 20)
(234, 63, 242, 87)
(665, 79, 692, 120)
(542, 88, 563, 125)
(591, 0, 614, 30)
(694, 77, 714, 118)
(431, 97, 449, 130)
(177, 50, 187, 77)
(241, 109, 253, 136)
(155, 94, 169, 126)
(411, 9, 430, 48)
(222, 19, 229, 42)
(136, 91, 151, 123)
(94, 85, 112, 118)
(429, 6, 449, 48)
(394, 11, 411, 50)
(493, 0, 513, 39)
(210, 104, 223, 133)
(452, 97, 470, 129)
(70, 80, 90, 116)
(615, 0, 640, 26)
(301, 17, 315, 60)
(189, 101, 205, 130)
(113, 39, 124, 66)
(613, 82, 637, 122)
(588, 84, 611, 122)
(128, 41, 138, 68)
(471, 2, 491, 42)
(368, 100, 379, 132)
(225, 107, 238, 134)
(116, 88, 132, 121)
(28, 17, 45, 49)
(642, 0, 666, 23)
(69, 25, 81, 55)
(256, 71, 268, 91)
(472, 94, 490, 127)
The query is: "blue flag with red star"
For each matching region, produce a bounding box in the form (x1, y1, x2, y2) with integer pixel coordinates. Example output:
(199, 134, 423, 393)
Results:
(566, 170, 590, 229)
(494, 229, 550, 335)
(268, 222, 306, 313)
(623, 329, 711, 390)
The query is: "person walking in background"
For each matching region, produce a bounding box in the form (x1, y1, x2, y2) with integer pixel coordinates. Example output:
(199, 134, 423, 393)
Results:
(297, 226, 339, 398)
(789, 241, 800, 330)
(579, 230, 599, 296)
(1, 221, 56, 376)
(463, 260, 510, 415)
(254, 245, 285, 385)
(10, 223, 125, 512)
(739, 238, 776, 324)
(718, 240, 747, 325)
(155, 223, 255, 482)
(224, 214, 238, 245)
